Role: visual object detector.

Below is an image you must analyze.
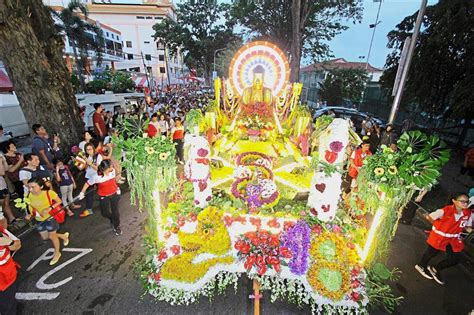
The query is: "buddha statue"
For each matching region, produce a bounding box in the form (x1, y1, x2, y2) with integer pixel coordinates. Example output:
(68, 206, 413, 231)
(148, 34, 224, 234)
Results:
(242, 65, 273, 105)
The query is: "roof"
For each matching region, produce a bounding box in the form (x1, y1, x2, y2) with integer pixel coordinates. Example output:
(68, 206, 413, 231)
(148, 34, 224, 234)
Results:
(0, 69, 14, 92)
(49, 6, 122, 34)
(301, 58, 383, 73)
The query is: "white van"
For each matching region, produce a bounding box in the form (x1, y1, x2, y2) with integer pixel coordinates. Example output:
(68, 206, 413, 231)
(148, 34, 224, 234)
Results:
(0, 92, 30, 137)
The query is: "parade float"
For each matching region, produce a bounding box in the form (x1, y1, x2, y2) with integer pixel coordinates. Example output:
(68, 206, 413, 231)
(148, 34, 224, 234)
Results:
(115, 41, 450, 313)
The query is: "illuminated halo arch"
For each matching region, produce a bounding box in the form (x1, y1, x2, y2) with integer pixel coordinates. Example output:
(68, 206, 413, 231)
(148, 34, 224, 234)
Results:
(228, 41, 290, 97)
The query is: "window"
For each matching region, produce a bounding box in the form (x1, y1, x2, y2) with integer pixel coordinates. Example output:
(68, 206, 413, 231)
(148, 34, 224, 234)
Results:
(145, 54, 151, 61)
(154, 17, 163, 20)
(127, 54, 133, 60)
(144, 41, 150, 44)
(159, 67, 166, 74)
(147, 66, 152, 73)
(106, 32, 109, 37)
(126, 41, 132, 48)
(156, 42, 165, 50)
(145, 17, 152, 20)
(136, 16, 145, 19)
(129, 67, 140, 72)
(158, 54, 164, 61)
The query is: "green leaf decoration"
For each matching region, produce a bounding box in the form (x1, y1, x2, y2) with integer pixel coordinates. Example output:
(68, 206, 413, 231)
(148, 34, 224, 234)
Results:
(372, 263, 391, 280)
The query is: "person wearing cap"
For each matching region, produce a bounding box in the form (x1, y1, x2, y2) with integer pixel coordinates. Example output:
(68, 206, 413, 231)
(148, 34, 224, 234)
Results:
(348, 138, 372, 190)
(415, 192, 473, 285)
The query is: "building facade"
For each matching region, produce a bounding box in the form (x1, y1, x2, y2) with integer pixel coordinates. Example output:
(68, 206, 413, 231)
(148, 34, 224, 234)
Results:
(85, 0, 184, 87)
(300, 58, 384, 108)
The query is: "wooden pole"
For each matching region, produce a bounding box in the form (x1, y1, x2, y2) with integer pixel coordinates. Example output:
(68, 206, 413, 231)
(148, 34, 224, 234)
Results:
(253, 279, 261, 315)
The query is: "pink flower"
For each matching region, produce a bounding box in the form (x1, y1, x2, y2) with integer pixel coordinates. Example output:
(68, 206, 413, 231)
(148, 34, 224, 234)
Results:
(329, 141, 344, 153)
(170, 245, 181, 255)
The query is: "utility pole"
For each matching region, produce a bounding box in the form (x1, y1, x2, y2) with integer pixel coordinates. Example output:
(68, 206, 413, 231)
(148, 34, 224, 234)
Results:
(388, 0, 427, 124)
(163, 42, 171, 86)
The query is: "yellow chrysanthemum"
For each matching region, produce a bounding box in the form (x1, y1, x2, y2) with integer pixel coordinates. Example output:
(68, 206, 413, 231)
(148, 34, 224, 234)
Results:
(374, 167, 385, 176)
(388, 165, 398, 175)
(145, 146, 155, 155)
(159, 152, 169, 160)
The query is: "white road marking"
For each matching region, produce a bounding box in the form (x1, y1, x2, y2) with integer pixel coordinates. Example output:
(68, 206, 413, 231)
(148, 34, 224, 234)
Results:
(15, 292, 60, 300)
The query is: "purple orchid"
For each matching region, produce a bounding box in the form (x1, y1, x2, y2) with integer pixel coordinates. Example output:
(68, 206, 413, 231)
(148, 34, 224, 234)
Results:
(281, 220, 311, 275)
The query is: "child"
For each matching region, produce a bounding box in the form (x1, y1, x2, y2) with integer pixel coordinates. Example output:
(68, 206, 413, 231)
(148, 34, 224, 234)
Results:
(54, 159, 79, 217)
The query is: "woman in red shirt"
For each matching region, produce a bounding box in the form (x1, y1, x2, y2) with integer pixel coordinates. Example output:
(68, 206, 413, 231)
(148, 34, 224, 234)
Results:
(171, 117, 185, 164)
(78, 160, 122, 235)
(147, 113, 161, 138)
(415, 193, 472, 285)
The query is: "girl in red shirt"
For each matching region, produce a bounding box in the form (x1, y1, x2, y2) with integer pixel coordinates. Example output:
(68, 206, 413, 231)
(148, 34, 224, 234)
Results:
(415, 193, 473, 285)
(171, 117, 185, 164)
(147, 113, 161, 138)
(79, 160, 122, 235)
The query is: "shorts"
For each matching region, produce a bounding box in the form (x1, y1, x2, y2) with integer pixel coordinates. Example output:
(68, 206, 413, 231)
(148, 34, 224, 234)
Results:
(0, 188, 8, 198)
(36, 219, 59, 232)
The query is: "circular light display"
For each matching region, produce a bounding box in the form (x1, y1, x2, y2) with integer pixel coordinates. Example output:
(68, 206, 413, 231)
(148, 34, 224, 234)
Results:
(229, 41, 290, 97)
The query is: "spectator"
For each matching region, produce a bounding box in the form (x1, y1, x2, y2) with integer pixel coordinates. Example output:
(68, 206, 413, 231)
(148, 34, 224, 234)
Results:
(25, 177, 70, 266)
(171, 117, 185, 165)
(31, 124, 59, 170)
(1, 140, 24, 198)
(461, 146, 474, 178)
(368, 124, 381, 153)
(0, 125, 12, 143)
(0, 155, 16, 225)
(105, 111, 114, 130)
(0, 224, 21, 315)
(158, 114, 169, 137)
(79, 160, 122, 235)
(415, 193, 472, 285)
(93, 103, 107, 140)
(348, 138, 372, 191)
(147, 113, 161, 138)
(19, 153, 52, 197)
(78, 131, 93, 152)
(79, 143, 103, 218)
(54, 159, 79, 217)
(380, 124, 396, 147)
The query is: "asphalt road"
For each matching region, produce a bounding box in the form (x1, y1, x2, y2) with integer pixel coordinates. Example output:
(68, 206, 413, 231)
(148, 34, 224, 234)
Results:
(9, 190, 474, 315)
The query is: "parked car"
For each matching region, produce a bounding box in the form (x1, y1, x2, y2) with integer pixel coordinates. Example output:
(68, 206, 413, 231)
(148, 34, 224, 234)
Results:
(313, 106, 386, 133)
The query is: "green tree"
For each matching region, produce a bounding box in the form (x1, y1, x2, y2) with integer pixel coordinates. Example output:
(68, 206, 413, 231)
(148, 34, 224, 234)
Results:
(380, 0, 473, 144)
(0, 0, 84, 148)
(230, 0, 363, 82)
(51, 0, 105, 92)
(319, 68, 368, 106)
(152, 0, 238, 82)
(87, 70, 135, 93)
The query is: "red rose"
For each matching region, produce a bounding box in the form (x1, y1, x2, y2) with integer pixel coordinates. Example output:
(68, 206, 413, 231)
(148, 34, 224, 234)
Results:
(256, 255, 265, 267)
(158, 250, 168, 261)
(269, 235, 280, 247)
(244, 255, 256, 270)
(325, 150, 338, 164)
(257, 264, 267, 276)
(279, 247, 292, 258)
(351, 280, 360, 289)
(271, 261, 281, 273)
(240, 243, 251, 254)
(151, 273, 161, 282)
(170, 245, 181, 255)
(351, 267, 360, 277)
(351, 292, 360, 301)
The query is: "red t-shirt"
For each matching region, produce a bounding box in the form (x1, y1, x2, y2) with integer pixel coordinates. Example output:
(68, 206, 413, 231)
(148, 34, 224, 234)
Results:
(87, 169, 118, 196)
(93, 112, 106, 136)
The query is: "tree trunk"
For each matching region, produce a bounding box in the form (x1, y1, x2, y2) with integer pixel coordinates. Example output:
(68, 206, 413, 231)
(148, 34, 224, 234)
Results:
(0, 0, 84, 150)
(290, 0, 302, 82)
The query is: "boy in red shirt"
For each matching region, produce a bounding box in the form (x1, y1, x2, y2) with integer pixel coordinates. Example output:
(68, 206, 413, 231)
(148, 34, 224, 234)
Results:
(93, 103, 107, 140)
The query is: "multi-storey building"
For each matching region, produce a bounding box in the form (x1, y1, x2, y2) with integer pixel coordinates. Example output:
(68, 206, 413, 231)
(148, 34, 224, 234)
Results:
(85, 0, 184, 86)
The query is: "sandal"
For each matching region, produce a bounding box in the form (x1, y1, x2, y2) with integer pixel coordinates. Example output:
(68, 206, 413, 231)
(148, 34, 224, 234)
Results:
(63, 232, 70, 246)
(50, 253, 62, 266)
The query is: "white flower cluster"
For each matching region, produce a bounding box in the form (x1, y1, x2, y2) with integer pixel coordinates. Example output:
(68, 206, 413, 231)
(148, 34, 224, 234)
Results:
(259, 179, 277, 198)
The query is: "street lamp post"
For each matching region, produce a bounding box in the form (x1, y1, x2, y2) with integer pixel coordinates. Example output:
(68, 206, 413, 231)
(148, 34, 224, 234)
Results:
(365, 0, 383, 70)
(388, 0, 427, 124)
(213, 48, 226, 78)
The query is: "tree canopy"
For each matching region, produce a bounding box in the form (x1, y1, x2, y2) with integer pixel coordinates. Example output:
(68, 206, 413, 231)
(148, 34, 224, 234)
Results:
(319, 68, 368, 106)
(380, 0, 474, 120)
(230, 0, 363, 81)
(152, 0, 239, 82)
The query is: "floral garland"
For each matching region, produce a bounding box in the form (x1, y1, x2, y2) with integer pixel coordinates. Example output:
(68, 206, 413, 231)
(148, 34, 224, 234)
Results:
(281, 220, 311, 275)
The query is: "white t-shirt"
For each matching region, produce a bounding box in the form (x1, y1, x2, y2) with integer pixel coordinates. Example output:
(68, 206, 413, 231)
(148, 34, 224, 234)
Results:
(85, 154, 103, 179)
(79, 141, 87, 152)
(87, 169, 116, 186)
(19, 166, 48, 195)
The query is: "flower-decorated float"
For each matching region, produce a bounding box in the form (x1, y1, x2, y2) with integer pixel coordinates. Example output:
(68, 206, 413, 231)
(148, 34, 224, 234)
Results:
(116, 41, 449, 313)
